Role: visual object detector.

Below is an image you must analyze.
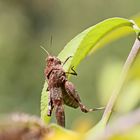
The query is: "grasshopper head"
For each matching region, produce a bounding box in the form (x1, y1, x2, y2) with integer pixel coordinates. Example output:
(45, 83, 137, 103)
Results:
(46, 55, 61, 67)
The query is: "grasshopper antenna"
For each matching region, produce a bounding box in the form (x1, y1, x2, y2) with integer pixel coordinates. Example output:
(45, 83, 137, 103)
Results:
(62, 56, 72, 66)
(40, 45, 50, 56)
(50, 35, 53, 48)
(40, 36, 53, 56)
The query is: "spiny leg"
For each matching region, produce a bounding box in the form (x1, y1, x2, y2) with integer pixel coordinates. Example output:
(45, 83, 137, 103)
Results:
(79, 102, 105, 113)
(55, 101, 65, 127)
(70, 66, 77, 76)
(47, 100, 54, 116)
(64, 80, 104, 112)
(66, 66, 77, 76)
(47, 92, 54, 116)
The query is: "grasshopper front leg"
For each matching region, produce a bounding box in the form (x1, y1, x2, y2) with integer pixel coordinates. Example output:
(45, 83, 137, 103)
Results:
(47, 91, 54, 116)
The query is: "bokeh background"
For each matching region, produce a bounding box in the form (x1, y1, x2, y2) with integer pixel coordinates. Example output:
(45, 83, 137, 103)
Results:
(0, 0, 140, 128)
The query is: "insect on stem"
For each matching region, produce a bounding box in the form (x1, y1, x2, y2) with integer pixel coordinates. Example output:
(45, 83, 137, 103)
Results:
(43, 45, 105, 127)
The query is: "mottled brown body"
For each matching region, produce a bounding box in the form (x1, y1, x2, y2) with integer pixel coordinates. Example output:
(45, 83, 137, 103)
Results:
(44, 55, 104, 127)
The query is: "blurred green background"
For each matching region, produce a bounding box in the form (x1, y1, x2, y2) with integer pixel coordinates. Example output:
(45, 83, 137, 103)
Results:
(0, 0, 140, 128)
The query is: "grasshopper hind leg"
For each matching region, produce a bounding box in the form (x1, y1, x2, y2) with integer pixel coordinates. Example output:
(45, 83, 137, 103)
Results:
(79, 102, 105, 113)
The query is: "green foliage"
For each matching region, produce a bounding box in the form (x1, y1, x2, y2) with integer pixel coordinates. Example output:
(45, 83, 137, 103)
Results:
(40, 17, 140, 140)
(41, 17, 136, 123)
(58, 18, 133, 70)
(1, 1, 140, 139)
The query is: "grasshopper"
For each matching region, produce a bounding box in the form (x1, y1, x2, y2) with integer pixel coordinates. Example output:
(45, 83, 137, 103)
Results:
(42, 47, 104, 127)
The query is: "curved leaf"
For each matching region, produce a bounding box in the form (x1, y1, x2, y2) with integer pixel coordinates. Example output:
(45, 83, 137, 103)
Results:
(41, 17, 135, 125)
(41, 82, 50, 123)
(58, 18, 133, 71)
(89, 14, 140, 54)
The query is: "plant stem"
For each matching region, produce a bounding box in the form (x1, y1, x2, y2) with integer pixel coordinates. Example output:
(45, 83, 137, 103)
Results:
(101, 37, 140, 125)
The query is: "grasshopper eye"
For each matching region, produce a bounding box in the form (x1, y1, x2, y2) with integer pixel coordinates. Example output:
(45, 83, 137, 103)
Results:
(55, 58, 61, 64)
(49, 58, 54, 61)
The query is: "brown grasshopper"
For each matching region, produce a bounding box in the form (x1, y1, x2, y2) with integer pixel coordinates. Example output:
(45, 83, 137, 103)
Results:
(41, 47, 104, 127)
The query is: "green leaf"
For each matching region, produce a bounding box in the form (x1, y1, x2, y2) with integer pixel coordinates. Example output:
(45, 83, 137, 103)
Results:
(89, 14, 140, 54)
(85, 119, 106, 140)
(40, 17, 135, 125)
(40, 82, 51, 123)
(58, 18, 133, 71)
